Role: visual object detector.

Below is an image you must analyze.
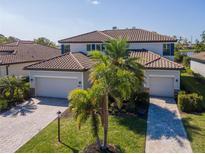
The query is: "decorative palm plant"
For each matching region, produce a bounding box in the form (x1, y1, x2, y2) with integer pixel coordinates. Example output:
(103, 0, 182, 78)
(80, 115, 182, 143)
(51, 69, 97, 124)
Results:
(69, 38, 144, 151)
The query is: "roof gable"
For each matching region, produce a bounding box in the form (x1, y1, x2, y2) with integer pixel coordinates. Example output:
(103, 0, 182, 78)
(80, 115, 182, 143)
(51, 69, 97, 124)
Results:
(130, 49, 183, 70)
(25, 52, 94, 71)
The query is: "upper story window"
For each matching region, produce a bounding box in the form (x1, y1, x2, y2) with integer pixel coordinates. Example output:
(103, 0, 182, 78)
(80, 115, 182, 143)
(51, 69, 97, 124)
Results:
(86, 44, 106, 52)
(86, 44, 91, 51)
(61, 44, 70, 54)
(163, 43, 174, 56)
(64, 45, 70, 53)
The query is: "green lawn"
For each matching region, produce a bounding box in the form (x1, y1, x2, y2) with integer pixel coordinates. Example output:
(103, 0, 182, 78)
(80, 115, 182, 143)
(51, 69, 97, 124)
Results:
(181, 72, 205, 152)
(179, 49, 196, 52)
(17, 111, 147, 153)
(182, 113, 205, 152)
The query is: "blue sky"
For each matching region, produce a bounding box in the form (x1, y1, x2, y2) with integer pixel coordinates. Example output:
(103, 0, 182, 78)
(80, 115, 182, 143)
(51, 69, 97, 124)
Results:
(0, 0, 204, 43)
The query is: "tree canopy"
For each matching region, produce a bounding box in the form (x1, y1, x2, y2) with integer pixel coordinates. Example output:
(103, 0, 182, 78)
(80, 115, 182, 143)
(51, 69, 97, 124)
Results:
(34, 37, 57, 48)
(0, 34, 19, 44)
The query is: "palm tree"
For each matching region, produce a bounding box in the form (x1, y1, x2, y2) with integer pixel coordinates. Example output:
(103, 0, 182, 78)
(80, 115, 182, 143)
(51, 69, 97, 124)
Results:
(88, 38, 144, 149)
(0, 76, 28, 102)
(69, 39, 144, 150)
(69, 86, 103, 148)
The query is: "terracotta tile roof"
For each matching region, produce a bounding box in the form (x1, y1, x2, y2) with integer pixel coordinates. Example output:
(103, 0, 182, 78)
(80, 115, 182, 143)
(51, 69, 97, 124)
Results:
(0, 41, 60, 65)
(130, 49, 184, 70)
(191, 52, 205, 63)
(24, 52, 94, 71)
(25, 50, 183, 72)
(59, 29, 177, 43)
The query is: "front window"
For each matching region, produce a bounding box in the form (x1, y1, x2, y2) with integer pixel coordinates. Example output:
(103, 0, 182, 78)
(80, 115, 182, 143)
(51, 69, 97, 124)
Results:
(64, 45, 70, 53)
(163, 44, 171, 56)
(86, 44, 91, 51)
(96, 44, 101, 51)
(91, 44, 95, 50)
(102, 44, 106, 51)
(86, 44, 104, 52)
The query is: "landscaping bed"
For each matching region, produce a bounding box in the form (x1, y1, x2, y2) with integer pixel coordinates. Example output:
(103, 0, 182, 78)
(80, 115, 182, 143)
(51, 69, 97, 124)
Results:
(17, 110, 147, 153)
(0, 76, 30, 113)
(180, 72, 205, 152)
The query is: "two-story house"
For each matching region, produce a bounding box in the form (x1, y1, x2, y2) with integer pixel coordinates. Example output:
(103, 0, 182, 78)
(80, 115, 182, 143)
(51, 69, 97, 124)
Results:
(25, 28, 183, 98)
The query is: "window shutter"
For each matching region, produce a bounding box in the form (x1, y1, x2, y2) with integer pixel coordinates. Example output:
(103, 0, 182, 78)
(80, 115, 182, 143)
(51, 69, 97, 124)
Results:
(61, 44, 64, 54)
(170, 43, 174, 56)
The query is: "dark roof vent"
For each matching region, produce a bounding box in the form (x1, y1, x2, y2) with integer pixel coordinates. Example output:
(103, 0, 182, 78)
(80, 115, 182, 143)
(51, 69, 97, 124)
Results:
(112, 26, 117, 30)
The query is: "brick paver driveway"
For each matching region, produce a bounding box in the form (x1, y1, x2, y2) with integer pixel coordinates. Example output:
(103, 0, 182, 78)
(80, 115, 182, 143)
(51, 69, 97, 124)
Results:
(0, 97, 68, 153)
(145, 97, 192, 153)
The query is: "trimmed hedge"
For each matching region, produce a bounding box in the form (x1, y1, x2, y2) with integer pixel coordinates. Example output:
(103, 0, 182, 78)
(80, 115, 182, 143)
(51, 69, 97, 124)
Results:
(178, 91, 205, 113)
(109, 92, 150, 115)
(0, 98, 8, 111)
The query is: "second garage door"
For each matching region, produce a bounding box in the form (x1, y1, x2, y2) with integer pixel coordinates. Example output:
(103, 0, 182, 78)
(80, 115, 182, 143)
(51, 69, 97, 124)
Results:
(149, 77, 174, 97)
(35, 77, 79, 98)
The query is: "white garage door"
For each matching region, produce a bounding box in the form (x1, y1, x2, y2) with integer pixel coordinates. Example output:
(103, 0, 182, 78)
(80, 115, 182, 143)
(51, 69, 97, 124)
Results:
(35, 77, 79, 98)
(149, 77, 174, 97)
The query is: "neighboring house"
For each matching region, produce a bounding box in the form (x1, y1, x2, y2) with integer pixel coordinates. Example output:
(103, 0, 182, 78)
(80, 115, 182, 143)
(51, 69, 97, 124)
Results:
(0, 41, 60, 76)
(25, 28, 183, 98)
(191, 52, 205, 77)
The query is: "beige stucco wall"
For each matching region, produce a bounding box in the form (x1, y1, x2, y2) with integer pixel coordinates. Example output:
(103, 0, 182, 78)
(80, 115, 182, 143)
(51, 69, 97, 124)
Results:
(83, 70, 91, 89)
(0, 66, 7, 76)
(8, 62, 38, 76)
(0, 62, 37, 77)
(62, 42, 174, 60)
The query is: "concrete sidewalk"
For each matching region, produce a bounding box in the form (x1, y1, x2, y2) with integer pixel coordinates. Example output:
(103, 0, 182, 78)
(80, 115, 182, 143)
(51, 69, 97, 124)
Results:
(145, 97, 192, 153)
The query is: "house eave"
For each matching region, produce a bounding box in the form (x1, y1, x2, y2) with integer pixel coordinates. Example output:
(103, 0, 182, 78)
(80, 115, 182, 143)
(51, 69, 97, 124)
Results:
(58, 40, 177, 44)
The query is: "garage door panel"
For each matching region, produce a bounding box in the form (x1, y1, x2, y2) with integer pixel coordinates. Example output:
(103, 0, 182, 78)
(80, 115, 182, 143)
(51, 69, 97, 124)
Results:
(36, 77, 78, 98)
(149, 77, 174, 97)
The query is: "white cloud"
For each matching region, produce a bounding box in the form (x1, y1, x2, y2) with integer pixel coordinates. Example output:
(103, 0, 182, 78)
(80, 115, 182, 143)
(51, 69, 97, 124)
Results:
(88, 0, 100, 5)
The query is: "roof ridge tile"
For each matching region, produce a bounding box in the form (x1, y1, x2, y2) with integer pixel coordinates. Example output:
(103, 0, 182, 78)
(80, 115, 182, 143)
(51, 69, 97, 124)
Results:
(70, 52, 85, 69)
(58, 31, 98, 43)
(97, 31, 114, 39)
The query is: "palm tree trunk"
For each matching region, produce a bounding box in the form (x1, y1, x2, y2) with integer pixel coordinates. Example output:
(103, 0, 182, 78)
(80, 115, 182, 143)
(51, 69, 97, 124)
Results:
(96, 135, 101, 148)
(102, 92, 109, 149)
(91, 112, 101, 148)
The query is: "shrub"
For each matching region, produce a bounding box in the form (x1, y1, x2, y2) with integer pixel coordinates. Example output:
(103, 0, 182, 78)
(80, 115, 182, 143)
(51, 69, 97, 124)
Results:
(126, 92, 150, 113)
(186, 68, 194, 75)
(174, 52, 184, 63)
(0, 76, 30, 103)
(182, 56, 191, 67)
(178, 92, 204, 113)
(108, 92, 150, 115)
(0, 98, 8, 111)
(193, 72, 205, 84)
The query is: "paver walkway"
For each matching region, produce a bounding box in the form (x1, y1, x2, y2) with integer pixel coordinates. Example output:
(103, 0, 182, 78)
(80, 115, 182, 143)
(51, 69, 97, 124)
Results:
(145, 97, 192, 153)
(0, 97, 68, 153)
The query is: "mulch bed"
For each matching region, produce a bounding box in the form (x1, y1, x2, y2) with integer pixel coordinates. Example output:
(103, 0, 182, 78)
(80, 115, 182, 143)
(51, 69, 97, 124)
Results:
(83, 143, 122, 153)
